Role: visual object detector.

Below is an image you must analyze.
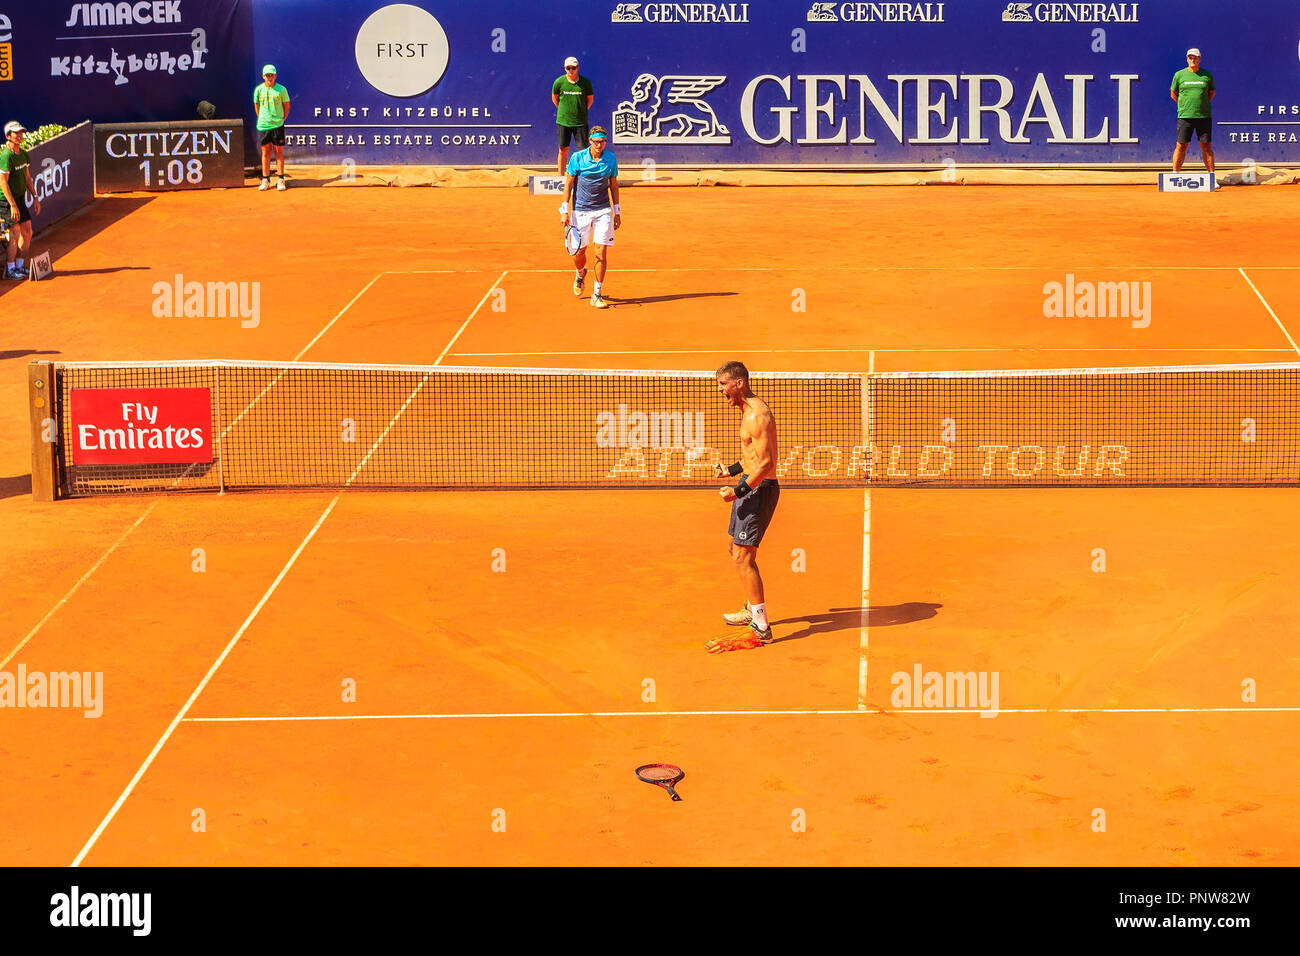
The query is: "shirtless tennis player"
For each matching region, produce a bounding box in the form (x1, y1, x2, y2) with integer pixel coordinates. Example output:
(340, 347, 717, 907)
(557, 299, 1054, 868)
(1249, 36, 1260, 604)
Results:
(710, 361, 780, 647)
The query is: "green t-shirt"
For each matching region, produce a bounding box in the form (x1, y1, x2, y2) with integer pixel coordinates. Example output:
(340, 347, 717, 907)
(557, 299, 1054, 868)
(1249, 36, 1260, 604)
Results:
(0, 145, 30, 201)
(552, 74, 593, 128)
(254, 82, 290, 131)
(1171, 68, 1214, 119)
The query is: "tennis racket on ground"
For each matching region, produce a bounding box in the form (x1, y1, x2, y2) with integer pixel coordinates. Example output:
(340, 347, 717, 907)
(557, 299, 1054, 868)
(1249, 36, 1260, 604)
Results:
(636, 763, 684, 801)
(563, 219, 583, 256)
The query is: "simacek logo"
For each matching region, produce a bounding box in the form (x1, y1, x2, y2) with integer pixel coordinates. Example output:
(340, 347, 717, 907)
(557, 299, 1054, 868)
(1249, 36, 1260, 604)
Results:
(613, 73, 731, 144)
(1002, 2, 1139, 22)
(355, 3, 450, 97)
(64, 1, 182, 27)
(807, 2, 945, 22)
(612, 3, 750, 23)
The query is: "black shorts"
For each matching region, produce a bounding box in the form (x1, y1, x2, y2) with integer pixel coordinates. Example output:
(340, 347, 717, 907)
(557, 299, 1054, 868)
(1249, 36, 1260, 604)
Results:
(728, 479, 780, 548)
(1177, 117, 1212, 144)
(0, 195, 29, 227)
(558, 124, 589, 149)
(260, 126, 286, 147)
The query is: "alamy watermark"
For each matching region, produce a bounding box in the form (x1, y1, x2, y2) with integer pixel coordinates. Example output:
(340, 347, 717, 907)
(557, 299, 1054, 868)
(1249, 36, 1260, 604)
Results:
(1043, 273, 1151, 328)
(891, 664, 1000, 717)
(50, 886, 150, 935)
(152, 273, 260, 327)
(595, 405, 706, 451)
(0, 665, 103, 717)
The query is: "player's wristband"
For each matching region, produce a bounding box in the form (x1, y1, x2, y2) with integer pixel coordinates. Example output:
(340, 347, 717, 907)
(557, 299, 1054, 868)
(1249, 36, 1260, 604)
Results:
(614, 204, 621, 214)
(727, 462, 743, 477)
(559, 201, 568, 214)
(733, 478, 753, 499)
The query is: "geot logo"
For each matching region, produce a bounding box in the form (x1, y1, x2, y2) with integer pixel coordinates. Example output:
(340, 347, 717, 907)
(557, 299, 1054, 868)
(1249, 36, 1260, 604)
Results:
(26, 156, 73, 204)
(1001, 2, 1032, 20)
(613, 73, 731, 144)
(807, 3, 838, 19)
(355, 3, 450, 98)
(611, 2, 643, 20)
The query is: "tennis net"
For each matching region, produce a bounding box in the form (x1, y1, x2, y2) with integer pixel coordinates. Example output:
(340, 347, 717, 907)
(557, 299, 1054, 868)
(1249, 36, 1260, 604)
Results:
(27, 359, 1300, 498)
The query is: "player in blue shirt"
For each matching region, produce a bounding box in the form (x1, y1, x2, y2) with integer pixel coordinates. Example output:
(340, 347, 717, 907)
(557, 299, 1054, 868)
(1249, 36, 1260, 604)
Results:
(560, 126, 621, 309)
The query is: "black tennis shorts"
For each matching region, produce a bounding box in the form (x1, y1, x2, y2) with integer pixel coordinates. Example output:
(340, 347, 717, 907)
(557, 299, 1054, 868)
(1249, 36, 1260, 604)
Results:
(558, 124, 589, 149)
(0, 195, 29, 227)
(1177, 117, 1212, 144)
(728, 480, 780, 548)
(260, 125, 286, 147)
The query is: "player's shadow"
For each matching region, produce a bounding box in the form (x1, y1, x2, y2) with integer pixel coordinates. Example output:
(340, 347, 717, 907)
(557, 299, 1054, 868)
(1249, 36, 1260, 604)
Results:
(769, 602, 942, 644)
(53, 266, 148, 276)
(605, 291, 737, 307)
(0, 349, 60, 361)
(0, 474, 32, 499)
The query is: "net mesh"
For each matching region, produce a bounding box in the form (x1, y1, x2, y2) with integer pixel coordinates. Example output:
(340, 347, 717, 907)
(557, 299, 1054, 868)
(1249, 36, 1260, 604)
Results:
(46, 360, 1300, 496)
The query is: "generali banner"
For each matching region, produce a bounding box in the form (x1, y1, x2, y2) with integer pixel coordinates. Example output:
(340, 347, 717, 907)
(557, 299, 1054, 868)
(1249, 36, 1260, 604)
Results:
(253, 0, 1300, 165)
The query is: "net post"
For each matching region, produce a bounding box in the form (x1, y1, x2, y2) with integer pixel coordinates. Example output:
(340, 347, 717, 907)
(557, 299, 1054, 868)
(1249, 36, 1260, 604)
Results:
(27, 361, 59, 501)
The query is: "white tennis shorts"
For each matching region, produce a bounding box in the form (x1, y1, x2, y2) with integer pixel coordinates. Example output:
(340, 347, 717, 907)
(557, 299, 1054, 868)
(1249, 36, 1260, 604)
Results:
(573, 206, 615, 248)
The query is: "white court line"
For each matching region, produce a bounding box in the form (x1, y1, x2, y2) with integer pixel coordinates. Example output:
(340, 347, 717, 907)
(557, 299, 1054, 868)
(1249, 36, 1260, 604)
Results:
(70, 497, 341, 868)
(15, 274, 388, 670)
(491, 266, 1300, 274)
(1, 503, 158, 670)
(857, 351, 873, 712)
(211, 272, 389, 442)
(1238, 267, 1300, 357)
(181, 706, 1300, 723)
(291, 273, 386, 361)
(70, 272, 505, 867)
(451, 347, 1298, 357)
(436, 271, 508, 364)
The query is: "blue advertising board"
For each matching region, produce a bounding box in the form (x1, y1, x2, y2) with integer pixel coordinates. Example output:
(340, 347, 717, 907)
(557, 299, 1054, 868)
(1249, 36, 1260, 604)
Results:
(251, 0, 1300, 166)
(0, 2, 255, 153)
(28, 120, 96, 234)
(2, 2, 1296, 168)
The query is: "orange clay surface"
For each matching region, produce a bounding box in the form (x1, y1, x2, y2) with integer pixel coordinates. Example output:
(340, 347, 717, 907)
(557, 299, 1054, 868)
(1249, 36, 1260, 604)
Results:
(1, 183, 1298, 865)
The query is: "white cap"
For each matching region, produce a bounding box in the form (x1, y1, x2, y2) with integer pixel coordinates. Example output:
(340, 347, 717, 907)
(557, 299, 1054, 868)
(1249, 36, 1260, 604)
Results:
(564, 56, 578, 67)
(4, 121, 25, 135)
(1186, 48, 1201, 57)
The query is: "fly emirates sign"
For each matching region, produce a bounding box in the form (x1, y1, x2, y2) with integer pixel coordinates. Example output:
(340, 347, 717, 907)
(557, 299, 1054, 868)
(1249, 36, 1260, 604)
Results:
(70, 388, 212, 465)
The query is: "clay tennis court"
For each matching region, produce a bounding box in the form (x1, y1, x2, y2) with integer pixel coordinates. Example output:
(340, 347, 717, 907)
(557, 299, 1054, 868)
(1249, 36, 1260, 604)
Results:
(3, 182, 1299, 865)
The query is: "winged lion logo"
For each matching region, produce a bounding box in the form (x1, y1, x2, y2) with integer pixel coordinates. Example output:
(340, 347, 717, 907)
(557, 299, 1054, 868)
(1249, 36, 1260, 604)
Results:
(612, 73, 731, 144)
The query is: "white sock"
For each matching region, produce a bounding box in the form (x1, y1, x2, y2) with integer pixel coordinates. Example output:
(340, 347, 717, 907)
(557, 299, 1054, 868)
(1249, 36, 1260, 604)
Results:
(576, 268, 585, 278)
(751, 602, 768, 630)
(593, 280, 603, 296)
